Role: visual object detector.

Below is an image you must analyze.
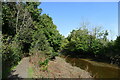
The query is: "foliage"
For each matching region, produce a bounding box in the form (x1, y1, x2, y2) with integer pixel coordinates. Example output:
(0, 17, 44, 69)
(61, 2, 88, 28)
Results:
(2, 2, 120, 78)
(39, 14, 63, 52)
(61, 24, 120, 65)
(62, 27, 107, 57)
(2, 35, 22, 65)
(30, 29, 53, 55)
(2, 2, 63, 77)
(39, 58, 49, 71)
(39, 58, 49, 66)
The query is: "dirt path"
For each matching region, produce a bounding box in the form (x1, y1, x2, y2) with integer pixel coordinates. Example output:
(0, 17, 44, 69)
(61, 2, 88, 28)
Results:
(33, 57, 92, 78)
(7, 56, 92, 78)
(8, 57, 29, 78)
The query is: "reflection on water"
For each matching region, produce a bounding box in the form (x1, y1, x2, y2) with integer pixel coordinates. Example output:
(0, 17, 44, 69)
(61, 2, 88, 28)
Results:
(65, 57, 120, 78)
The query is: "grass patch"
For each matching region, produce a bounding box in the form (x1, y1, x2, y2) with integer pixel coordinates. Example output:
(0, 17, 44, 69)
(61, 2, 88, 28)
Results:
(28, 66, 34, 78)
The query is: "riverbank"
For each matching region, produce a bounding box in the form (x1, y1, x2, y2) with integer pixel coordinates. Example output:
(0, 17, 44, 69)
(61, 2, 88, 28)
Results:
(65, 56, 120, 78)
(30, 56, 92, 78)
(7, 54, 120, 79)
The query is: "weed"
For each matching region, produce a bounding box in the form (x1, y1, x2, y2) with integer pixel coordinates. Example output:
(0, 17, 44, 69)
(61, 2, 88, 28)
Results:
(39, 58, 49, 71)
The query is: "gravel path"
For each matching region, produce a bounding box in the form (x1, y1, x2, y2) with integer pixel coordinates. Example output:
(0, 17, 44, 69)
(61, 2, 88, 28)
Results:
(8, 57, 29, 78)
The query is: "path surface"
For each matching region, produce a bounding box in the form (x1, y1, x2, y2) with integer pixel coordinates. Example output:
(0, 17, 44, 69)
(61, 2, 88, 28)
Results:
(8, 57, 29, 78)
(8, 56, 92, 78)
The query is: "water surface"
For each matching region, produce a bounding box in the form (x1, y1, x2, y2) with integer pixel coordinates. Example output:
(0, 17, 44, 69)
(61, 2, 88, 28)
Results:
(65, 57, 120, 78)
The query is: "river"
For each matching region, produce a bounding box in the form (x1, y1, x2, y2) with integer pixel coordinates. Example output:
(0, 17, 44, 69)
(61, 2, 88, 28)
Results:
(64, 57, 120, 78)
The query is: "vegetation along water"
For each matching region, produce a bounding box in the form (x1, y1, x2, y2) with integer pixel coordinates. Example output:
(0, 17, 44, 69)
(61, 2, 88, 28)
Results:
(1, 2, 120, 79)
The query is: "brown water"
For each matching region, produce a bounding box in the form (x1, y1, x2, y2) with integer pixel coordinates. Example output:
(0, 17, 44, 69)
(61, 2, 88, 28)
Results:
(65, 57, 120, 78)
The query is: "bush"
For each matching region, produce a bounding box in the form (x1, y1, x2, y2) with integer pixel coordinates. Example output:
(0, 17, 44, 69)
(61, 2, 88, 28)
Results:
(2, 35, 22, 66)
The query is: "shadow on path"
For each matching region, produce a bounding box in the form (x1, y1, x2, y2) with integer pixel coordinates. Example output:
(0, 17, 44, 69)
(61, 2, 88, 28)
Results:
(7, 57, 29, 79)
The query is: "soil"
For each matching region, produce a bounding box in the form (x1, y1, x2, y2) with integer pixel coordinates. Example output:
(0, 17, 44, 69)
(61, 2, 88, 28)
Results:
(8, 55, 92, 78)
(32, 56, 92, 78)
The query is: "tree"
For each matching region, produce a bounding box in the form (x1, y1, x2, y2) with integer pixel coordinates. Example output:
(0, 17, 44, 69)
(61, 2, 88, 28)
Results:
(62, 25, 109, 58)
(30, 29, 53, 55)
(2, 2, 17, 36)
(39, 14, 63, 52)
(2, 2, 63, 75)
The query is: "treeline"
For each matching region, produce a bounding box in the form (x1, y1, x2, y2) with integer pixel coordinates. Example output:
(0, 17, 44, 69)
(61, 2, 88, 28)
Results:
(61, 26, 120, 65)
(2, 2, 63, 77)
(1, 2, 120, 78)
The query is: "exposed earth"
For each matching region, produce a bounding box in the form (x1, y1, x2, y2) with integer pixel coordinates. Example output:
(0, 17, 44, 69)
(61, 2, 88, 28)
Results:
(31, 56, 92, 78)
(8, 56, 92, 78)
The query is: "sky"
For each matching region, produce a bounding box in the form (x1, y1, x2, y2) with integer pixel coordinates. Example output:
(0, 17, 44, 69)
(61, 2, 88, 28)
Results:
(39, 2, 118, 40)
(118, 1, 120, 36)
